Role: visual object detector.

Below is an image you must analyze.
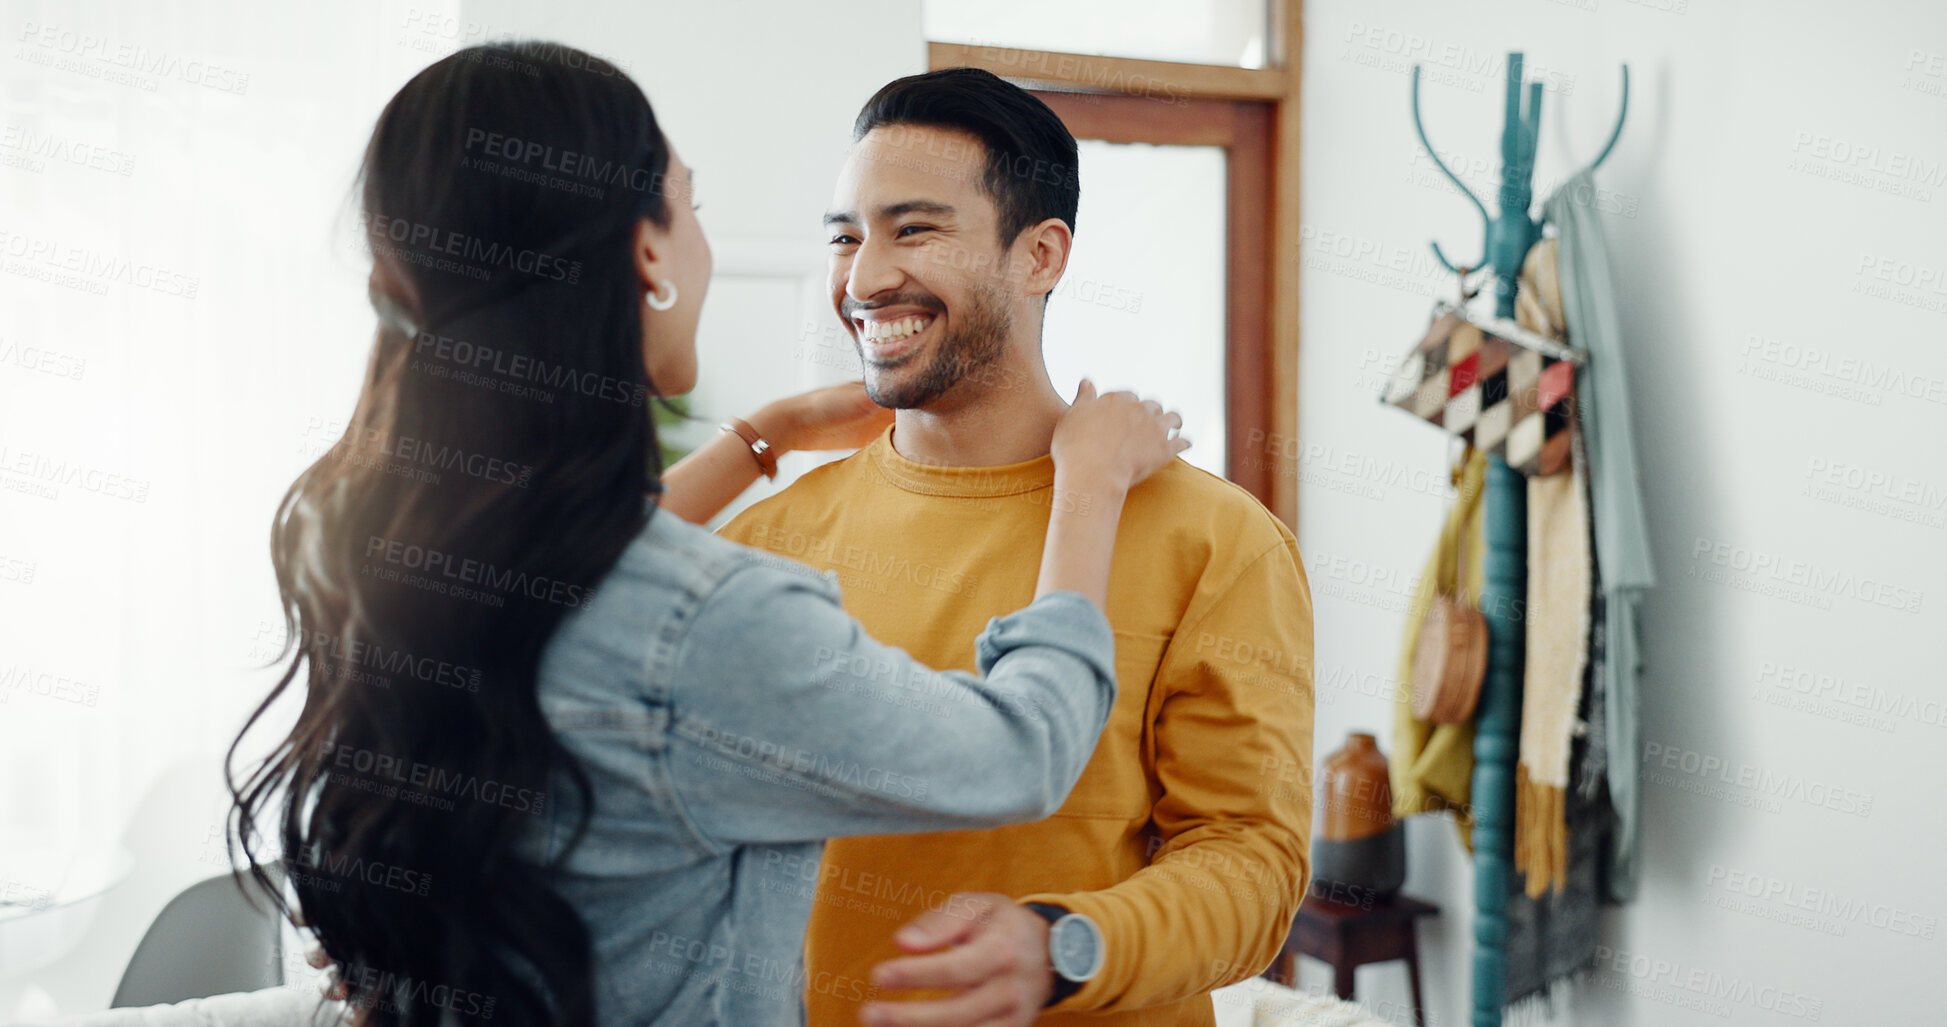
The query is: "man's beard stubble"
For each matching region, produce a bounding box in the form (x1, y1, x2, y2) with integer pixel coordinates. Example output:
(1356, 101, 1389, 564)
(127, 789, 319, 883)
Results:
(856, 281, 1013, 410)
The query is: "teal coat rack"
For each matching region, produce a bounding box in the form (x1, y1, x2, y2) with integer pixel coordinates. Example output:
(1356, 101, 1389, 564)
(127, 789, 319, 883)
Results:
(1408, 52, 1627, 1027)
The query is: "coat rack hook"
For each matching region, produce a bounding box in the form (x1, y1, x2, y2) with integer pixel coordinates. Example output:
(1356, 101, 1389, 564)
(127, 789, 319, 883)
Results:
(1588, 64, 1631, 171)
(1430, 241, 1470, 277)
(1410, 65, 1489, 274)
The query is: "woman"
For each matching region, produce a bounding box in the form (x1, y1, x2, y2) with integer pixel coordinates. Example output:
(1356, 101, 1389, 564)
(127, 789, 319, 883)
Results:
(227, 40, 1186, 1027)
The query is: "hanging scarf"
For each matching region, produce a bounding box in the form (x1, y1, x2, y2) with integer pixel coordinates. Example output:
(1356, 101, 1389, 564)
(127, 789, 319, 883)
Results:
(1511, 238, 1594, 897)
(1544, 168, 1657, 902)
(1500, 235, 1610, 1013)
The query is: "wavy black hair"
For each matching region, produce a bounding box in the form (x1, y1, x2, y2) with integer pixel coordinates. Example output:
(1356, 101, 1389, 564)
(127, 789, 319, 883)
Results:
(229, 40, 674, 1027)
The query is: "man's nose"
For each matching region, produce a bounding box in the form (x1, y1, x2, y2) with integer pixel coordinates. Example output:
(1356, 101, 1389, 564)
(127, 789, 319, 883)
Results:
(845, 236, 904, 304)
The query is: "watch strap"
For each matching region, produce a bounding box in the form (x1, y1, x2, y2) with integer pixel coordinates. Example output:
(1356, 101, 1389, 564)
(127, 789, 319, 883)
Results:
(1023, 902, 1083, 1008)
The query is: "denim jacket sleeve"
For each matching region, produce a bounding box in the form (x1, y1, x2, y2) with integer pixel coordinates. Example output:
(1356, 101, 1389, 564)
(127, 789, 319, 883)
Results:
(661, 557, 1116, 850)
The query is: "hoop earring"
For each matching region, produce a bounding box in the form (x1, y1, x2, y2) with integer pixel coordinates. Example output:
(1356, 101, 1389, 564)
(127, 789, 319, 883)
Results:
(646, 280, 678, 312)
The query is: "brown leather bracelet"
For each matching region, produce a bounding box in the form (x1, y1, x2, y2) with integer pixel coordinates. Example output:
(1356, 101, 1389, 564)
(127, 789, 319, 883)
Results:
(720, 417, 779, 481)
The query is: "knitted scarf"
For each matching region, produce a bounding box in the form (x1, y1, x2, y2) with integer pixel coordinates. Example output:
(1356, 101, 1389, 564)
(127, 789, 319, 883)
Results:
(1511, 237, 1594, 897)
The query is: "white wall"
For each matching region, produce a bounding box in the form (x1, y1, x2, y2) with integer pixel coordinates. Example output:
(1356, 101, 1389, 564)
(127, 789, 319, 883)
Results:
(1299, 1, 1945, 1024)
(1, 1, 468, 1015)
(0, 2, 918, 1017)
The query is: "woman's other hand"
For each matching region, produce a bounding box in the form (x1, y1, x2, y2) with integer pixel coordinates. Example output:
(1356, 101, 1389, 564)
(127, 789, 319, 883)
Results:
(1051, 379, 1189, 494)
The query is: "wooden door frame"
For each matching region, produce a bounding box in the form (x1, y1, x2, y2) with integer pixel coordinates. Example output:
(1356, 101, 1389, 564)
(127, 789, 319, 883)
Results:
(927, 0, 1303, 529)
(1024, 92, 1274, 504)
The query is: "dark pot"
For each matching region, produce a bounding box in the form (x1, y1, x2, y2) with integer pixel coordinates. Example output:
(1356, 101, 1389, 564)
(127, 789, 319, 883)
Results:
(1311, 822, 1406, 901)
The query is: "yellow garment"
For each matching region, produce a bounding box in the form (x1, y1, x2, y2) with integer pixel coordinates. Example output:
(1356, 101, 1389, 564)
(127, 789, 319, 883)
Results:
(1389, 448, 1486, 846)
(720, 428, 1315, 1026)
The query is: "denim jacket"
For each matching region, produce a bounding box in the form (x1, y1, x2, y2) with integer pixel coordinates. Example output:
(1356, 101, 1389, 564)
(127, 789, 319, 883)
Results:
(523, 503, 1117, 1025)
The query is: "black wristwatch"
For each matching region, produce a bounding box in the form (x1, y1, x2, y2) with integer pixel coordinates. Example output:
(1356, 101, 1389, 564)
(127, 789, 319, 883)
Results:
(1023, 902, 1104, 1008)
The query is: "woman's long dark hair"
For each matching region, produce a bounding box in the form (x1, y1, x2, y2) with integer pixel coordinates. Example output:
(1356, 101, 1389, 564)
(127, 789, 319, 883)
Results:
(229, 41, 673, 1026)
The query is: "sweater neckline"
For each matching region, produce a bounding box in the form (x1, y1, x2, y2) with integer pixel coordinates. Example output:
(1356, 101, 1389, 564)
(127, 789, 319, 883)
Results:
(864, 426, 1056, 498)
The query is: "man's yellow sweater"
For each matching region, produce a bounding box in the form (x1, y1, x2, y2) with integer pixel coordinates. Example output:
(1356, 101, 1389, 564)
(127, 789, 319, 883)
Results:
(720, 428, 1314, 1025)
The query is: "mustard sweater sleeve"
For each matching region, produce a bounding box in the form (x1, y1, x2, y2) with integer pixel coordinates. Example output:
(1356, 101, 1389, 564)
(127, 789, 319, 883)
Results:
(1020, 540, 1316, 1013)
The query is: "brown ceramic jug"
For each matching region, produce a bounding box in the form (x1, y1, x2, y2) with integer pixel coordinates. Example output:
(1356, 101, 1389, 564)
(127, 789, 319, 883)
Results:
(1311, 732, 1405, 900)
(1316, 732, 1395, 841)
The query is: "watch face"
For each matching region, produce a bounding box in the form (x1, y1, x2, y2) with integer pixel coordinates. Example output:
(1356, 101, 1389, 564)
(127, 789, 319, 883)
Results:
(1050, 915, 1103, 981)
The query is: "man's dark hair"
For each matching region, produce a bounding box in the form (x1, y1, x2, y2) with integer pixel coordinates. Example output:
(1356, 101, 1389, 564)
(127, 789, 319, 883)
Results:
(853, 67, 1080, 246)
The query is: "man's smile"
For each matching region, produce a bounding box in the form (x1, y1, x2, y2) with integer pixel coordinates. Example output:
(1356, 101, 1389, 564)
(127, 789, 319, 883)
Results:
(854, 310, 938, 363)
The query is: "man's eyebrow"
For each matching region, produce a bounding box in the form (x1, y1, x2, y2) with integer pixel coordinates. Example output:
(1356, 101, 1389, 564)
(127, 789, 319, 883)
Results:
(879, 201, 955, 219)
(823, 201, 958, 227)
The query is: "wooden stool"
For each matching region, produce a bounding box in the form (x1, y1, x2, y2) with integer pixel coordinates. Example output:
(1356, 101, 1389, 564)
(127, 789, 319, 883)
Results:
(1265, 892, 1439, 1026)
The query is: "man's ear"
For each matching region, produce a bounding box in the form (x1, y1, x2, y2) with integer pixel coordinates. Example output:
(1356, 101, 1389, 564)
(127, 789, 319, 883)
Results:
(1017, 218, 1073, 299)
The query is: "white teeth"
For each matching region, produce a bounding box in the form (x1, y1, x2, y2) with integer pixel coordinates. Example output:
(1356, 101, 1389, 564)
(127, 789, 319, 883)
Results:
(862, 315, 932, 343)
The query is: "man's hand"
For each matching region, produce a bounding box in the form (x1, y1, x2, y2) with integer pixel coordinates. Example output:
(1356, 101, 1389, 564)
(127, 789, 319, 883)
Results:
(306, 942, 347, 1001)
(861, 892, 1054, 1027)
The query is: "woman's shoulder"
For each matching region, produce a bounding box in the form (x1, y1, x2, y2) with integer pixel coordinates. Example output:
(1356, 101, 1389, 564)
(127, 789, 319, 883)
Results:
(596, 512, 847, 684)
(540, 509, 842, 702)
(620, 506, 840, 601)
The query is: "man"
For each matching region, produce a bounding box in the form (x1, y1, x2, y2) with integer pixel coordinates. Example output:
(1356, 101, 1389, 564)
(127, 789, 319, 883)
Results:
(719, 68, 1314, 1026)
